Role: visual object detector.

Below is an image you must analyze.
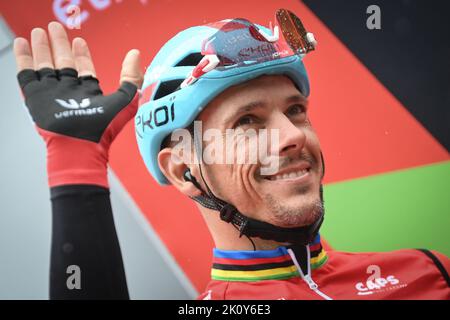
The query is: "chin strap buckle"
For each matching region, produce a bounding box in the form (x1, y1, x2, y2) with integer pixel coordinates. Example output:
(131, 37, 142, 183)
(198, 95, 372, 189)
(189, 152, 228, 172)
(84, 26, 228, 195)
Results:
(219, 204, 237, 223)
(219, 204, 249, 237)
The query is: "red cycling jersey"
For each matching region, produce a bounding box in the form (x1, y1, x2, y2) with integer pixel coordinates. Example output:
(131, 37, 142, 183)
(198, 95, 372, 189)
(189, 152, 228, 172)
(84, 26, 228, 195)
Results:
(198, 235, 450, 300)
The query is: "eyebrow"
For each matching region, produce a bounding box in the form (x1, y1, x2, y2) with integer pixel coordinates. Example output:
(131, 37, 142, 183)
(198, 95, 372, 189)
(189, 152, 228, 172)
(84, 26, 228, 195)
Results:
(223, 94, 308, 126)
(285, 94, 308, 105)
(223, 100, 267, 125)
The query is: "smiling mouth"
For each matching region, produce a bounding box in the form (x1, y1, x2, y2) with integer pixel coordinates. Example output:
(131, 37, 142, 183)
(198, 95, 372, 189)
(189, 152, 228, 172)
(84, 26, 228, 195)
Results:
(263, 164, 312, 182)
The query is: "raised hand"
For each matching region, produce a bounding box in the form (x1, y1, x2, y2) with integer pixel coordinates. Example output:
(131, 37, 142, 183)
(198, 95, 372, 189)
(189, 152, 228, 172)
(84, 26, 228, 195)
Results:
(13, 22, 143, 188)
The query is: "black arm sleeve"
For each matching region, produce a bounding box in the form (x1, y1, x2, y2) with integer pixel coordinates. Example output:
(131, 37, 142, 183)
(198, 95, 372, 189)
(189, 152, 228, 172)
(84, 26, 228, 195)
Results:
(49, 184, 129, 299)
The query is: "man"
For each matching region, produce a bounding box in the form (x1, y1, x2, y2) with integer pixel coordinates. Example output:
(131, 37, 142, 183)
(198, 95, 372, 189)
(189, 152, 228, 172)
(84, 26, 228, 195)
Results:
(14, 9, 449, 299)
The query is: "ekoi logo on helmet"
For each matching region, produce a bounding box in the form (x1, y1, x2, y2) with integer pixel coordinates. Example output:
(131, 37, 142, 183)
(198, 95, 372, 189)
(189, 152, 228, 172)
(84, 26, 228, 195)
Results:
(135, 102, 175, 136)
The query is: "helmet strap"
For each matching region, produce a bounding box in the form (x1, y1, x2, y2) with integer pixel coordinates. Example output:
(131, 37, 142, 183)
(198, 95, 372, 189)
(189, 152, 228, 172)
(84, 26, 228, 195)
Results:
(190, 181, 324, 246)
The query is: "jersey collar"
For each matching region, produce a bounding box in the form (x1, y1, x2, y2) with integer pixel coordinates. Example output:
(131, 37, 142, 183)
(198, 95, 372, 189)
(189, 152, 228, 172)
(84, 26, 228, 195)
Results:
(211, 234, 328, 282)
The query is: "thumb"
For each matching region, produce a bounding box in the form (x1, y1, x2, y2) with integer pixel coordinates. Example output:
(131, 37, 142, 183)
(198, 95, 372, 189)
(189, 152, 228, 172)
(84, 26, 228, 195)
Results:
(120, 49, 143, 88)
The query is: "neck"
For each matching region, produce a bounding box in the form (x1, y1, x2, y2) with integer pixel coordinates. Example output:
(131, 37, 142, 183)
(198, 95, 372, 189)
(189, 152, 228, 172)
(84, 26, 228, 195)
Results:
(198, 204, 309, 251)
(219, 236, 290, 251)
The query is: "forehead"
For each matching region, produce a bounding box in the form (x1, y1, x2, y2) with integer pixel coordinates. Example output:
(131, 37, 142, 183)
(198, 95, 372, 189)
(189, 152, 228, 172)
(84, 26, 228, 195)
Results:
(198, 75, 302, 122)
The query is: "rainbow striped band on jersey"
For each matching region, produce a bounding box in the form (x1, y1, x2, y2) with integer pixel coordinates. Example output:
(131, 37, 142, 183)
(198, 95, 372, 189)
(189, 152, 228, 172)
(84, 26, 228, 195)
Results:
(211, 234, 328, 282)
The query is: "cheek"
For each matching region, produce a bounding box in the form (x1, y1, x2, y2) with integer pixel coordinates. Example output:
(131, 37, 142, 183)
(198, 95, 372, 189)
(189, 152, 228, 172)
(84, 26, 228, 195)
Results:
(216, 162, 264, 212)
(202, 132, 262, 197)
(301, 122, 320, 150)
(206, 163, 245, 197)
(207, 163, 233, 182)
(306, 129, 321, 153)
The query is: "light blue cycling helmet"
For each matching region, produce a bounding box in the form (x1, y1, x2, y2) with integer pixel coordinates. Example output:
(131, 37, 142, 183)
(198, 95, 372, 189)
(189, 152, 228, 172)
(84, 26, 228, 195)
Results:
(135, 9, 316, 185)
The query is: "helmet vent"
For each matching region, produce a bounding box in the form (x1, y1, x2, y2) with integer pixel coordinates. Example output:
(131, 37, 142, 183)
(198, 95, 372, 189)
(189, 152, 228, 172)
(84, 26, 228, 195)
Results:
(175, 53, 204, 67)
(154, 79, 184, 100)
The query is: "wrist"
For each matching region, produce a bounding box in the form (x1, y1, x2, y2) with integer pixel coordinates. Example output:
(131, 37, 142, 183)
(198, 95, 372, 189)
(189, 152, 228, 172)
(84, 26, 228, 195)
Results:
(40, 127, 109, 188)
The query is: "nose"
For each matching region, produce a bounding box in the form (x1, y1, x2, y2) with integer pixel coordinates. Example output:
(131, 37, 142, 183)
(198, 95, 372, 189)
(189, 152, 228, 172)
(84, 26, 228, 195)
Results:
(271, 113, 306, 157)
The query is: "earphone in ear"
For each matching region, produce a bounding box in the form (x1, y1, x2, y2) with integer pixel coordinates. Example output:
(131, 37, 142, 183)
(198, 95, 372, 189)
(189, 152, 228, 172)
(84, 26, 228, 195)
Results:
(183, 168, 203, 191)
(183, 168, 193, 182)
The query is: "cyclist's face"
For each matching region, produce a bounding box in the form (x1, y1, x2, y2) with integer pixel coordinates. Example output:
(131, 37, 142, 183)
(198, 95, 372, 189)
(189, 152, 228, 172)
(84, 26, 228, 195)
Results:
(197, 75, 324, 227)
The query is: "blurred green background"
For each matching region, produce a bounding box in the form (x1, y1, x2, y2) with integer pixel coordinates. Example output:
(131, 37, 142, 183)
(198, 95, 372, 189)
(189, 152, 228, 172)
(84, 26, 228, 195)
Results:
(323, 160, 450, 256)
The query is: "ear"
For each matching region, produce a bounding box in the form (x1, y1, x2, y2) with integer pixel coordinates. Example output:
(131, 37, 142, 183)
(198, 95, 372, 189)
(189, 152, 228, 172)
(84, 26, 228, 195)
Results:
(158, 147, 202, 197)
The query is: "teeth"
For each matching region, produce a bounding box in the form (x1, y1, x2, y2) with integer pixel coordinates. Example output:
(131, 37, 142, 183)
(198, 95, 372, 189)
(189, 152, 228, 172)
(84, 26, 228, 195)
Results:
(269, 169, 309, 181)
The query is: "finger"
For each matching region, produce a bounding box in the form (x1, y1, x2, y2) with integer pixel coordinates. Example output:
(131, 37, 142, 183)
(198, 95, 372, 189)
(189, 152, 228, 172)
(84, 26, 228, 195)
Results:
(48, 21, 76, 69)
(31, 28, 54, 69)
(72, 37, 96, 77)
(120, 49, 143, 88)
(13, 38, 34, 72)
